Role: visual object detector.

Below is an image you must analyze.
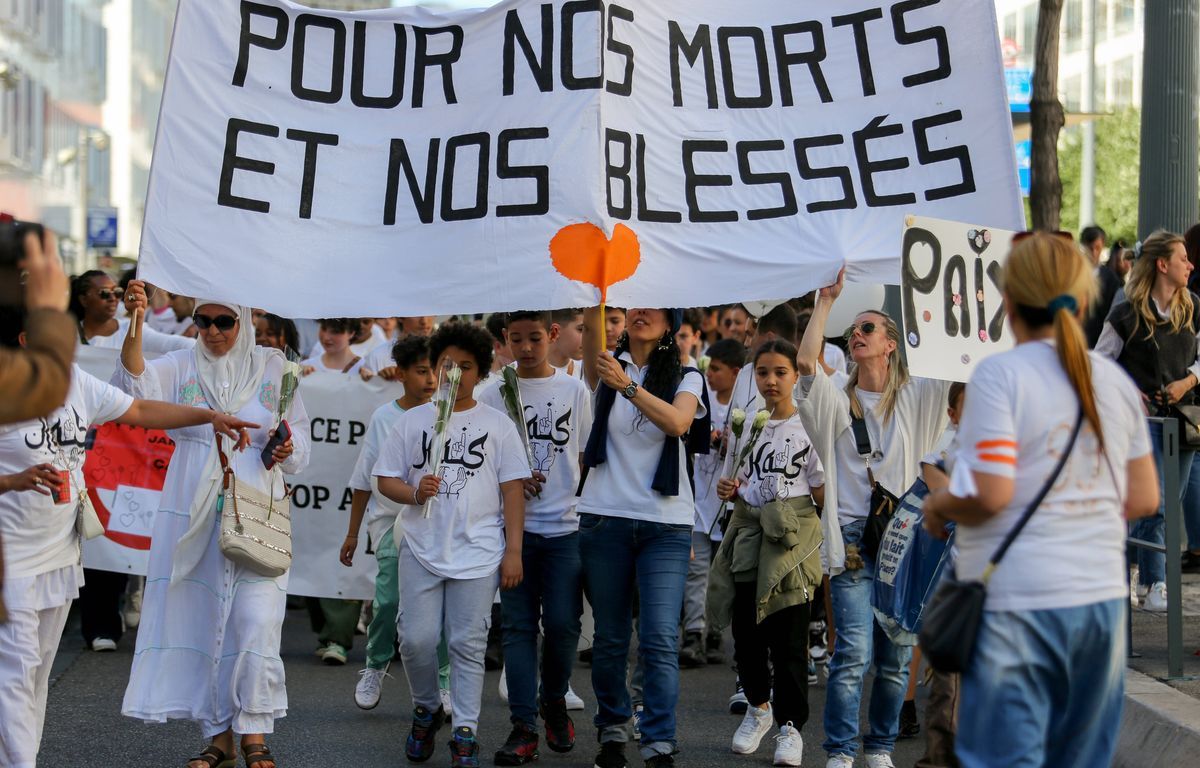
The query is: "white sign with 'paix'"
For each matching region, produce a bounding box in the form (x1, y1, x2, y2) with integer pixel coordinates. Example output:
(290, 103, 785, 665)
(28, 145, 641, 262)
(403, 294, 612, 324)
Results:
(900, 215, 1018, 383)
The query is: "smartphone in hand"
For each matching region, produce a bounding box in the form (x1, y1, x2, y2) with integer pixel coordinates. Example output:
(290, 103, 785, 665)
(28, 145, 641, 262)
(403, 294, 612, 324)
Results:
(261, 420, 292, 470)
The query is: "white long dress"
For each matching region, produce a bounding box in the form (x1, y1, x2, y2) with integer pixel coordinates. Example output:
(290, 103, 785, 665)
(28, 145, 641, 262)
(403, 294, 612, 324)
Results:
(113, 350, 309, 738)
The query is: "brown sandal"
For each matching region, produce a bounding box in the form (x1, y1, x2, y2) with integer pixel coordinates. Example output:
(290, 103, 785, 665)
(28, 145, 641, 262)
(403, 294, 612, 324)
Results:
(186, 745, 234, 768)
(241, 743, 276, 768)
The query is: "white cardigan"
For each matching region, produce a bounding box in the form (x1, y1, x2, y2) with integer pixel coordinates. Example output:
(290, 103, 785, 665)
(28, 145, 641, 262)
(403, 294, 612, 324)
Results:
(796, 366, 950, 576)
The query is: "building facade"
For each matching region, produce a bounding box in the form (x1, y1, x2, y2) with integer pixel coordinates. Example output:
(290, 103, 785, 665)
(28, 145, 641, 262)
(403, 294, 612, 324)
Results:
(995, 0, 1144, 111)
(0, 0, 112, 270)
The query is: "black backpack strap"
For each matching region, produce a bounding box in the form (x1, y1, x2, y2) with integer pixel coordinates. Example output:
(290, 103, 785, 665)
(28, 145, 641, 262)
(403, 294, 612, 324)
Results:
(850, 415, 872, 457)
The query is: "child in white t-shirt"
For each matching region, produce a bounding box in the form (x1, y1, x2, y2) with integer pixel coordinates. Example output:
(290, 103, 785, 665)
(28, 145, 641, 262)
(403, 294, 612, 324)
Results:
(478, 311, 593, 761)
(549, 308, 585, 379)
(374, 322, 528, 766)
(681, 338, 746, 668)
(713, 339, 824, 764)
(340, 336, 443, 711)
(301, 318, 365, 376)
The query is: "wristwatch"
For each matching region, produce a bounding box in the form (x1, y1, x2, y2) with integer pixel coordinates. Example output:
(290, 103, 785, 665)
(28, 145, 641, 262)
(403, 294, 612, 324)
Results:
(621, 380, 639, 399)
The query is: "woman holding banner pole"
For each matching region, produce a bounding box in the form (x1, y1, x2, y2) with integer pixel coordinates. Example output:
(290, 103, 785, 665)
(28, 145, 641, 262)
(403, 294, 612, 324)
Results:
(0, 307, 259, 768)
(114, 282, 310, 768)
(577, 306, 709, 768)
(795, 270, 949, 768)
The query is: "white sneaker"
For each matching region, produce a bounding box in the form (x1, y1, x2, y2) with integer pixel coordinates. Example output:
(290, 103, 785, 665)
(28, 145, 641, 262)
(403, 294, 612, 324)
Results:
(1144, 581, 1169, 612)
(865, 753, 896, 768)
(123, 585, 143, 629)
(440, 687, 453, 716)
(773, 722, 803, 766)
(354, 667, 388, 710)
(90, 637, 117, 652)
(565, 684, 585, 711)
(825, 755, 855, 768)
(498, 666, 508, 702)
(1136, 581, 1150, 601)
(731, 703, 773, 754)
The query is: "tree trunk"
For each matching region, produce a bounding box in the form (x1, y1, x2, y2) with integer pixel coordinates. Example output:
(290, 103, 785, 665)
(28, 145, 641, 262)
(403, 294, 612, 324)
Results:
(1030, 0, 1066, 230)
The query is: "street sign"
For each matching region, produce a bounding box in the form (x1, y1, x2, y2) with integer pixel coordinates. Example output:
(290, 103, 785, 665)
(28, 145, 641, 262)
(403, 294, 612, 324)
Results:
(87, 207, 118, 248)
(1005, 67, 1033, 114)
(1015, 140, 1032, 197)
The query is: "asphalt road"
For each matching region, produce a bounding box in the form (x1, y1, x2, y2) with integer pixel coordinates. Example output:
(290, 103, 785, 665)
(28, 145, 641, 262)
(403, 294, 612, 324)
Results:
(41, 607, 927, 768)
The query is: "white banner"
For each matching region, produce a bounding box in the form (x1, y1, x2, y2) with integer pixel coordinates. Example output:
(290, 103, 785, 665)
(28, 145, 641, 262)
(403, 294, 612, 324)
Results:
(76, 348, 401, 598)
(900, 214, 1017, 382)
(140, 0, 1024, 316)
(285, 371, 402, 599)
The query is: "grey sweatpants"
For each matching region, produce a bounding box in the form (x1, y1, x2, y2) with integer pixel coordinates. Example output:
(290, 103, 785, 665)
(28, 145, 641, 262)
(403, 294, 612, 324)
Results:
(397, 541, 499, 733)
(682, 531, 715, 634)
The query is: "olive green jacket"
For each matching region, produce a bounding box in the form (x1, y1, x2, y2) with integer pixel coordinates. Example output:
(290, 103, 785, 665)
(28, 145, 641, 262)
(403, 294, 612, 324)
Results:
(706, 495, 823, 630)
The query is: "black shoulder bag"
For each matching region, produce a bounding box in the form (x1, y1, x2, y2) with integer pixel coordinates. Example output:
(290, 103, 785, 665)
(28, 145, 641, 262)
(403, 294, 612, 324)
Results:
(852, 415, 900, 561)
(919, 409, 1084, 674)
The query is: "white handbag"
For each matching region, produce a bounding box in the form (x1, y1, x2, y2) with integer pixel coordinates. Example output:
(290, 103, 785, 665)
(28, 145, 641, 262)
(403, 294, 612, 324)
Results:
(76, 491, 105, 540)
(216, 435, 292, 577)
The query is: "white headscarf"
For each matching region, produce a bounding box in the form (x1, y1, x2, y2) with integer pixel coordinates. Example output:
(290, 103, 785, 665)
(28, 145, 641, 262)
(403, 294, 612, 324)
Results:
(173, 300, 283, 582)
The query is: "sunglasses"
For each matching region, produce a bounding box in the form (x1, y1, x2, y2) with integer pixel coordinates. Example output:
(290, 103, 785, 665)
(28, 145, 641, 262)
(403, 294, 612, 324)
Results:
(1011, 230, 1074, 245)
(97, 288, 124, 301)
(843, 321, 879, 340)
(193, 314, 238, 331)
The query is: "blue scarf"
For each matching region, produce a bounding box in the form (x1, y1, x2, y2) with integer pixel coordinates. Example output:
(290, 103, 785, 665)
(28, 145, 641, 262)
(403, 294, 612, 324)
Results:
(581, 363, 711, 496)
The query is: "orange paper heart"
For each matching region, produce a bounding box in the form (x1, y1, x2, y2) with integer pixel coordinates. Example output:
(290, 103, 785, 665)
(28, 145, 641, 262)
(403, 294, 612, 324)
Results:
(549, 222, 641, 302)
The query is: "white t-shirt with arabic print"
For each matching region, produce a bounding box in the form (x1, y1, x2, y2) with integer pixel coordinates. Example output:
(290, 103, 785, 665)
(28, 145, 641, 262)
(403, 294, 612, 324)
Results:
(478, 370, 593, 537)
(0, 367, 133, 580)
(373, 401, 529, 579)
(736, 414, 825, 508)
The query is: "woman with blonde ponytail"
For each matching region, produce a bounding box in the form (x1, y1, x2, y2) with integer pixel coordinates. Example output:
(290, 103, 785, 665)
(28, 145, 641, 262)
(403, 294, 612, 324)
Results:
(1095, 230, 1200, 611)
(796, 271, 952, 768)
(924, 233, 1159, 768)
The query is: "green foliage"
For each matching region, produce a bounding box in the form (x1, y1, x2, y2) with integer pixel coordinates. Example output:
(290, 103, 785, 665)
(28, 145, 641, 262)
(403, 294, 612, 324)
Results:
(1058, 108, 1141, 243)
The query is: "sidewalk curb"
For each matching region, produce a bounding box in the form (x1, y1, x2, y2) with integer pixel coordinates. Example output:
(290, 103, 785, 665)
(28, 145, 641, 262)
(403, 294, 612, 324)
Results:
(1117, 669, 1200, 767)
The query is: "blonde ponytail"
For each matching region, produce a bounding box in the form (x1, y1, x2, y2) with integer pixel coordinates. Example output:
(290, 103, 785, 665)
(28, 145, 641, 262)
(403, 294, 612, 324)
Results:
(1052, 303, 1104, 450)
(1003, 233, 1103, 449)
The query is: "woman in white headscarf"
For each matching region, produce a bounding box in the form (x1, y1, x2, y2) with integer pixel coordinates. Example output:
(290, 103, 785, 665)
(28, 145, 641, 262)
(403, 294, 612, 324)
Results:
(114, 281, 309, 768)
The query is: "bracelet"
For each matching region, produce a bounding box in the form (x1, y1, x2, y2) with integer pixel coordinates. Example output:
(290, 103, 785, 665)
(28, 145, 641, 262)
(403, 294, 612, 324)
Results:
(413, 487, 423, 505)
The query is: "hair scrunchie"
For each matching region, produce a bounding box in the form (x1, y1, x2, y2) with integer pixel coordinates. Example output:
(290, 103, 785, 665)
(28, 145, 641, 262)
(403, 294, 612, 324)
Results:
(1047, 294, 1078, 314)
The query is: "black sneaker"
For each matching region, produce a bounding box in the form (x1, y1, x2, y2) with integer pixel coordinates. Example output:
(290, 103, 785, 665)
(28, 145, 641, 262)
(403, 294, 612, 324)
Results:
(1183, 550, 1200, 574)
(678, 632, 705, 668)
(898, 699, 920, 739)
(728, 676, 748, 715)
(644, 754, 674, 767)
(405, 705, 446, 762)
(540, 696, 576, 753)
(705, 631, 724, 664)
(449, 726, 481, 768)
(494, 722, 538, 766)
(579, 646, 593, 666)
(593, 740, 627, 768)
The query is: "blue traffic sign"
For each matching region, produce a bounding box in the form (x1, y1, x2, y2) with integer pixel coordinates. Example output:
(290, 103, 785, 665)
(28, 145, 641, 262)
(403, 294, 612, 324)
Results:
(87, 207, 118, 248)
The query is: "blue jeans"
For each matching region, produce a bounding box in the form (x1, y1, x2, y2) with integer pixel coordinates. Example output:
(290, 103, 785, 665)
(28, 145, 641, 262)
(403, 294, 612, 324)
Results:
(500, 531, 583, 726)
(823, 520, 912, 758)
(1184, 452, 1200, 552)
(579, 513, 691, 760)
(1132, 420, 1195, 586)
(957, 599, 1126, 767)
